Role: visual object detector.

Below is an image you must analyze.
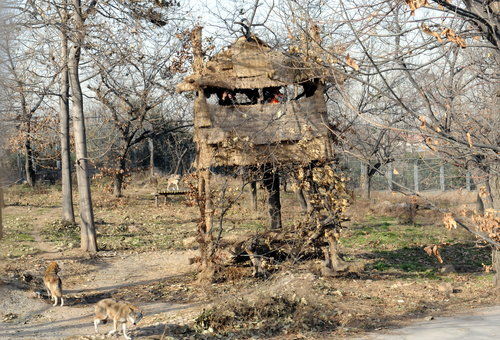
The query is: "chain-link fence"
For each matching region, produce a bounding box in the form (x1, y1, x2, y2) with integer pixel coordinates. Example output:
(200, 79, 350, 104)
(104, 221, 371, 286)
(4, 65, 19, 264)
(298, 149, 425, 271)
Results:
(339, 156, 474, 192)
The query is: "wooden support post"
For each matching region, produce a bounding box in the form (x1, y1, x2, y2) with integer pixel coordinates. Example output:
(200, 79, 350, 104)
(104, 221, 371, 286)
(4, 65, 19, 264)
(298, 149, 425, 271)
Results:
(250, 181, 258, 211)
(440, 164, 445, 191)
(191, 26, 211, 128)
(296, 188, 309, 213)
(414, 160, 419, 192)
(263, 169, 282, 229)
(204, 170, 213, 235)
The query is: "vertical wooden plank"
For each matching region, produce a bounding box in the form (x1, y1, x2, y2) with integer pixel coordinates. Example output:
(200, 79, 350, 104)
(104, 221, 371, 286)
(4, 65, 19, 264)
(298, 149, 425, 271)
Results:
(204, 170, 213, 234)
(192, 26, 203, 72)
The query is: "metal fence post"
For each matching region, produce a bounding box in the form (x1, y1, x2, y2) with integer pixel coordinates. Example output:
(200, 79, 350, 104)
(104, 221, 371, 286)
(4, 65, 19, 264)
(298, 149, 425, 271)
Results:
(440, 164, 445, 191)
(414, 160, 419, 192)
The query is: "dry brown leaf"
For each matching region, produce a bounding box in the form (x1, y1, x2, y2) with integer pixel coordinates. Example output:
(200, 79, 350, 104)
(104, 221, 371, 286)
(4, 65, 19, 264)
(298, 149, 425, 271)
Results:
(466, 132, 473, 147)
(425, 137, 437, 151)
(441, 27, 467, 48)
(406, 0, 428, 15)
(423, 244, 444, 264)
(479, 186, 488, 198)
(345, 54, 359, 71)
(421, 24, 443, 42)
(482, 263, 493, 273)
(443, 213, 458, 230)
(418, 115, 427, 129)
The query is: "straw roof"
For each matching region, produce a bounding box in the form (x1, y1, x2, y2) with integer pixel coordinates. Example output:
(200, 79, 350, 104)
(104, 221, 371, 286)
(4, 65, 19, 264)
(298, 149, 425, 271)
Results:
(177, 36, 316, 92)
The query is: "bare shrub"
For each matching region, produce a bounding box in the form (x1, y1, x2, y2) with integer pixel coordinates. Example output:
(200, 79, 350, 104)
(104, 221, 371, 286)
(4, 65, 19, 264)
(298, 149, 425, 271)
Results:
(194, 292, 339, 337)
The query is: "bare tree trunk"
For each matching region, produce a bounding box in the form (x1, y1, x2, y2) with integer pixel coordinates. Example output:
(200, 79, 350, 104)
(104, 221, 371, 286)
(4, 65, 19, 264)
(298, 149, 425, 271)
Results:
(386, 164, 393, 191)
(113, 174, 123, 197)
(263, 168, 282, 229)
(360, 163, 370, 199)
(493, 247, 500, 289)
(59, 14, 74, 223)
(68, 0, 97, 252)
(24, 137, 35, 187)
(250, 181, 257, 211)
(148, 137, 154, 178)
(322, 230, 349, 276)
(472, 162, 500, 287)
(197, 169, 216, 282)
(113, 157, 126, 198)
(0, 186, 4, 240)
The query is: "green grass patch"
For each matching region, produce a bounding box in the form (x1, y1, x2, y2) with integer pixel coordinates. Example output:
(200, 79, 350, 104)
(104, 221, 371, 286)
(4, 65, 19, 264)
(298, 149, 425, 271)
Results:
(41, 220, 80, 248)
(342, 217, 444, 250)
(0, 215, 38, 258)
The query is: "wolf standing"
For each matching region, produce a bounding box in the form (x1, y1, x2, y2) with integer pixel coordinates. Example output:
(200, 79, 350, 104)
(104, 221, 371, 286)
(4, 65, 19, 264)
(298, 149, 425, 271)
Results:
(94, 298, 143, 340)
(43, 261, 64, 306)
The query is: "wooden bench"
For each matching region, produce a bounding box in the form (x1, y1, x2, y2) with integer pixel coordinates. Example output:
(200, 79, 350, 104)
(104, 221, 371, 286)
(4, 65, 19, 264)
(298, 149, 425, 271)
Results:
(153, 190, 189, 206)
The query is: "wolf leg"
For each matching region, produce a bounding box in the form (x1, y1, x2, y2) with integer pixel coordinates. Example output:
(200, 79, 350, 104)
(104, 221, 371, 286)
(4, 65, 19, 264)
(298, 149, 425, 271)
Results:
(107, 319, 117, 335)
(122, 323, 131, 340)
(60, 297, 64, 306)
(94, 319, 101, 333)
(53, 296, 58, 306)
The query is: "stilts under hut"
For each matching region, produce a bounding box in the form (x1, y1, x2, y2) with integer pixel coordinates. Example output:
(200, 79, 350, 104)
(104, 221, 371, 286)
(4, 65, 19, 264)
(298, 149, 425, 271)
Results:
(177, 26, 347, 279)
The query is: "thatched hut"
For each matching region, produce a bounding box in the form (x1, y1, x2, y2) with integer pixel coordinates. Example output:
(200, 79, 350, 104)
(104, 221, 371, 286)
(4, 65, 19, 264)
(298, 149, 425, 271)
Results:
(178, 26, 339, 244)
(178, 27, 348, 279)
(177, 29, 334, 170)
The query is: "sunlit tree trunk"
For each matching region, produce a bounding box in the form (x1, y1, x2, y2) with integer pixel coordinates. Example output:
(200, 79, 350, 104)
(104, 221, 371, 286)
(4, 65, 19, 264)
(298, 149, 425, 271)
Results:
(113, 156, 126, 197)
(68, 0, 97, 252)
(59, 4, 75, 223)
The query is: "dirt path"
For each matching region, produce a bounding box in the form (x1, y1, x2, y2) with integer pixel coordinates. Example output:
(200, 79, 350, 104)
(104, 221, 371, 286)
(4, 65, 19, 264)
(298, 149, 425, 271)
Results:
(0, 249, 203, 339)
(1, 207, 204, 339)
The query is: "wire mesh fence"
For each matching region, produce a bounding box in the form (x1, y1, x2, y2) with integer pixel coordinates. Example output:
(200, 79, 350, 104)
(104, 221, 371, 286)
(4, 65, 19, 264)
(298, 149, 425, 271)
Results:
(339, 156, 474, 192)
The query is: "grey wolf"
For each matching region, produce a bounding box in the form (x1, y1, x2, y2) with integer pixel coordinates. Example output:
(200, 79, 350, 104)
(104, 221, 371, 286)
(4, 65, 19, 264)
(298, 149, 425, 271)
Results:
(94, 298, 143, 340)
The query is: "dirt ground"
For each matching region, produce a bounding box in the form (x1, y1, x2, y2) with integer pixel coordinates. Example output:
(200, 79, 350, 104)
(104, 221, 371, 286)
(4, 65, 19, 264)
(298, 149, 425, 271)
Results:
(0, 234, 201, 339)
(0, 180, 498, 339)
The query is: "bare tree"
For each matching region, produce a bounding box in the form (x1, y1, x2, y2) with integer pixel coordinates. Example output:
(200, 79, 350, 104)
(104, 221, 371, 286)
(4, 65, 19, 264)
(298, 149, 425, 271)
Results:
(58, 0, 75, 223)
(68, 0, 98, 252)
(88, 21, 191, 196)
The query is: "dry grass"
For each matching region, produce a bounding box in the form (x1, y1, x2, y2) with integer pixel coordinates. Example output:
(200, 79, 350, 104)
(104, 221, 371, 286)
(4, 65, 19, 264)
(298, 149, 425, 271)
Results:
(0, 179, 497, 339)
